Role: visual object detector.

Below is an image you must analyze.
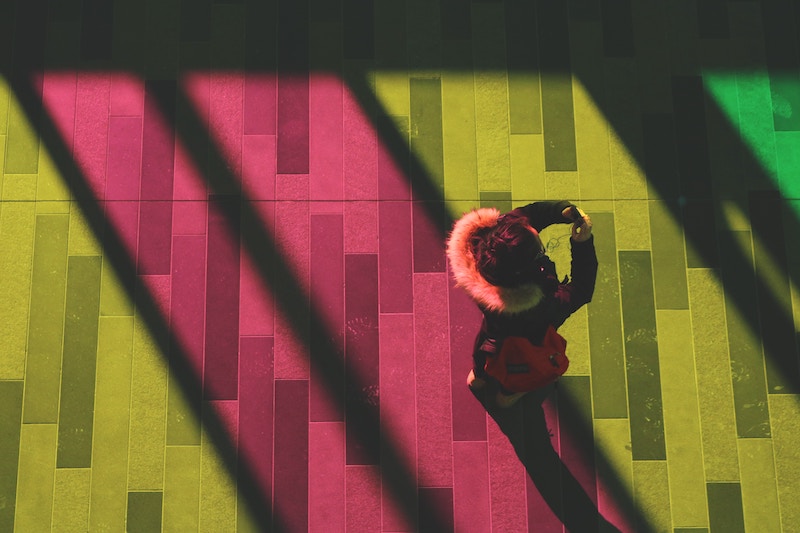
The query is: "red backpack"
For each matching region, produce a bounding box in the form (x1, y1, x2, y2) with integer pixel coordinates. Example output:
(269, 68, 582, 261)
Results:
(484, 326, 569, 392)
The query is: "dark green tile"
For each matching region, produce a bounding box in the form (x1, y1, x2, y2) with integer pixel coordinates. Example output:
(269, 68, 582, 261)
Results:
(603, 59, 644, 167)
(211, 3, 246, 68)
(406, 0, 441, 68)
(410, 77, 444, 194)
(588, 213, 628, 419)
(343, 0, 374, 60)
(113, 0, 147, 70)
(642, 113, 678, 201)
(374, 0, 406, 67)
(245, 0, 278, 69)
(601, 0, 635, 58)
(5, 93, 40, 174)
(696, 0, 729, 39)
(180, 0, 212, 41)
(569, 19, 603, 118)
(672, 76, 713, 201)
(23, 215, 70, 423)
(649, 200, 688, 309)
(479, 191, 512, 213)
(80, 0, 114, 61)
(707, 483, 745, 533)
(57, 256, 102, 468)
(471, 2, 506, 70)
(666, 0, 698, 75)
(127, 491, 163, 533)
(718, 231, 771, 438)
(619, 251, 665, 460)
(145, 0, 180, 78)
(505, 0, 541, 134)
(770, 73, 800, 132)
(568, 0, 599, 21)
(632, 2, 672, 114)
(683, 200, 719, 268)
(0, 381, 23, 533)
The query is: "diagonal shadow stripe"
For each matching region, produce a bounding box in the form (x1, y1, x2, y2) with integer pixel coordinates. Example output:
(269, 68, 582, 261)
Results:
(2, 70, 287, 533)
(150, 80, 450, 531)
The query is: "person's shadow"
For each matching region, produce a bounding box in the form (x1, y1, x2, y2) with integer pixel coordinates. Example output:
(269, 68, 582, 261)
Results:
(471, 382, 623, 533)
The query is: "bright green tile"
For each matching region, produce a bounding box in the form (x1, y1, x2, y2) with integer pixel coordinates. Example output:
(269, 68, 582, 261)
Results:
(633, 460, 672, 532)
(770, 73, 800, 131)
(24, 214, 69, 423)
(770, 395, 800, 532)
(649, 200, 688, 309)
(127, 491, 163, 533)
(4, 91, 39, 174)
(57, 256, 102, 468)
(736, 70, 778, 181)
(775, 131, 800, 202)
(707, 482, 745, 533)
(200, 403, 238, 532)
(0, 380, 23, 532)
(127, 309, 168, 490)
(0, 198, 36, 379)
(14, 424, 56, 532)
(164, 446, 200, 533)
(90, 317, 134, 532)
(441, 71, 478, 203)
(510, 134, 545, 202)
(588, 213, 628, 419)
(737, 439, 781, 532)
(657, 310, 708, 528)
(52, 468, 90, 533)
(410, 77, 444, 193)
(620, 251, 666, 460)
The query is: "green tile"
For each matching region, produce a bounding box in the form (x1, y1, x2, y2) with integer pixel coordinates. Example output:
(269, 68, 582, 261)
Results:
(633, 460, 672, 532)
(707, 483, 746, 533)
(736, 70, 779, 181)
(649, 200, 688, 310)
(127, 492, 163, 532)
(52, 468, 90, 532)
(776, 131, 800, 200)
(24, 215, 69, 423)
(620, 251, 665, 460)
(657, 310, 707, 528)
(737, 439, 781, 532)
(164, 446, 200, 532)
(14, 424, 56, 532)
(410, 77, 444, 194)
(593, 419, 634, 527)
(770, 395, 800, 532)
(4, 91, 39, 174)
(588, 213, 628, 418)
(479, 191, 512, 214)
(0, 380, 23, 532)
(0, 198, 36, 379)
(57, 256, 102, 468)
(573, 78, 613, 203)
(770, 73, 800, 132)
(687, 269, 739, 481)
(673, 529, 708, 533)
(541, 72, 577, 171)
(90, 317, 134, 532)
(718, 231, 771, 438)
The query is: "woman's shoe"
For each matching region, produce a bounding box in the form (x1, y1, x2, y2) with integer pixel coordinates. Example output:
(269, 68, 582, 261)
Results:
(496, 390, 527, 408)
(467, 369, 486, 390)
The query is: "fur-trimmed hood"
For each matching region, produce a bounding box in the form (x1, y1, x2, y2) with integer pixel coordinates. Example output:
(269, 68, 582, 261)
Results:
(446, 208, 545, 315)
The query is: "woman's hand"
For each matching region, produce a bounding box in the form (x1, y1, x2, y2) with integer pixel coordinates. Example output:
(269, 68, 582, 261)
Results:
(562, 205, 593, 242)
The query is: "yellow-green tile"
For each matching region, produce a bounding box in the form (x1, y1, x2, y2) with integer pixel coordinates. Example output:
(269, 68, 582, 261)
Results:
(127, 491, 163, 532)
(100, 258, 134, 316)
(0, 76, 9, 131)
(510, 134, 545, 202)
(540, 72, 577, 171)
(613, 200, 651, 250)
(770, 395, 800, 532)
(559, 305, 590, 375)
(164, 446, 200, 533)
(68, 201, 102, 256)
(200, 404, 237, 532)
(442, 71, 478, 203)
(127, 312, 167, 490)
(0, 197, 35, 379)
(374, 71, 410, 118)
(474, 71, 511, 192)
(445, 199, 479, 222)
(166, 369, 201, 446)
(23, 215, 69, 423)
(0, 381, 23, 531)
(0, 135, 5, 179)
(649, 201, 688, 309)
(573, 79, 612, 201)
(1, 173, 36, 200)
(52, 468, 90, 532)
(609, 126, 648, 201)
(594, 418, 635, 526)
(544, 171, 579, 201)
(4, 91, 39, 174)
(707, 482, 745, 533)
(14, 424, 56, 532)
(410, 77, 444, 193)
(633, 460, 672, 532)
(90, 317, 134, 532)
(737, 439, 781, 532)
(36, 143, 71, 212)
(657, 310, 708, 528)
(508, 71, 541, 135)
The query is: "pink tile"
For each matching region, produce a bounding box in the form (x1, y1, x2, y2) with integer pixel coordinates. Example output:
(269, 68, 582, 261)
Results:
(378, 201, 412, 313)
(173, 140, 208, 202)
(141, 80, 175, 201)
(412, 201, 446, 272)
(208, 400, 239, 450)
(209, 73, 243, 177)
(74, 72, 111, 200)
(41, 72, 77, 153)
(310, 214, 344, 422)
(239, 207, 275, 337)
(139, 274, 172, 322)
(449, 281, 486, 441)
(344, 201, 378, 253)
(453, 441, 491, 533)
(273, 379, 309, 532)
(378, 124, 410, 201)
(172, 200, 208, 236)
(309, 422, 345, 533)
(110, 72, 144, 116)
(106, 116, 142, 201)
(238, 337, 274, 516)
(203, 196, 241, 400)
(242, 135, 276, 201)
(345, 466, 381, 532)
(344, 254, 379, 466)
(309, 74, 343, 212)
(343, 83, 377, 200)
(379, 314, 417, 532)
(137, 201, 173, 275)
(105, 201, 140, 272)
(183, 72, 211, 125)
(171, 236, 207, 376)
(244, 72, 276, 135)
(413, 273, 454, 487)
(277, 73, 309, 174)
(418, 488, 454, 533)
(487, 418, 528, 533)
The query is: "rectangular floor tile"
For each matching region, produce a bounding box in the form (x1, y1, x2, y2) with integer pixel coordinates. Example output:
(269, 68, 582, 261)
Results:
(308, 422, 345, 533)
(453, 441, 490, 533)
(52, 468, 90, 533)
(770, 394, 800, 532)
(632, 461, 671, 532)
(74, 73, 110, 199)
(649, 200, 689, 309)
(346, 465, 381, 531)
(199, 401, 238, 532)
(273, 379, 309, 532)
(379, 202, 412, 313)
(163, 446, 200, 533)
(0, 381, 23, 531)
(738, 439, 781, 532)
(410, 77, 444, 193)
(14, 424, 56, 532)
(127, 491, 163, 533)
(412, 200, 447, 273)
(707, 482, 746, 533)
(276, 74, 309, 174)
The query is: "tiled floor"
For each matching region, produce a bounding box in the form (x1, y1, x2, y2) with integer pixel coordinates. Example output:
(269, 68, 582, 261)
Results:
(1, 1, 799, 532)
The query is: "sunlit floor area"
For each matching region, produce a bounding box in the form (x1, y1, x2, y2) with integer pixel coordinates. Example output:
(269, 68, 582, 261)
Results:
(2, 1, 800, 532)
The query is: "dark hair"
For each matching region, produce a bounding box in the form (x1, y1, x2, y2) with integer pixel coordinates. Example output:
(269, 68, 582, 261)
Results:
(473, 212, 544, 287)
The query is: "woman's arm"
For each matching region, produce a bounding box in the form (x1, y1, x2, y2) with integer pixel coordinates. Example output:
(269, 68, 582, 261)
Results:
(514, 200, 576, 231)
